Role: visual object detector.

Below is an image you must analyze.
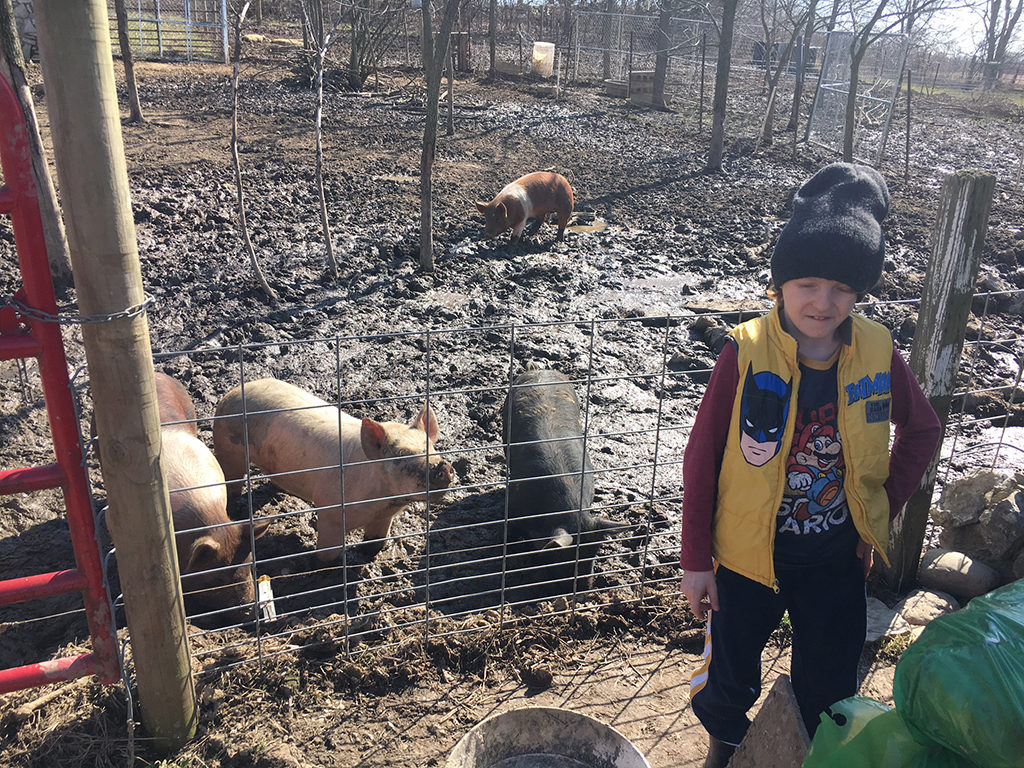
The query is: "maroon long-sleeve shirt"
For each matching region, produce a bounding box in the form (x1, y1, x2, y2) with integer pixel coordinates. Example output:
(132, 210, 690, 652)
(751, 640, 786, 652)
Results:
(679, 340, 942, 572)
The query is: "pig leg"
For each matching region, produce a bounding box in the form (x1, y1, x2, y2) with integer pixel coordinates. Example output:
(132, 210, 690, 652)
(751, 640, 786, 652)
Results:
(212, 423, 249, 496)
(358, 511, 398, 558)
(509, 219, 527, 245)
(556, 211, 570, 240)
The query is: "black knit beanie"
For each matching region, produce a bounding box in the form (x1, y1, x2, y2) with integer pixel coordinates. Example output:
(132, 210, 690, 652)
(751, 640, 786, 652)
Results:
(771, 162, 890, 294)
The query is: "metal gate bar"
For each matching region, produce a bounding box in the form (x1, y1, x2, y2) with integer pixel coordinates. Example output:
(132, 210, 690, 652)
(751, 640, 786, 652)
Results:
(0, 73, 120, 694)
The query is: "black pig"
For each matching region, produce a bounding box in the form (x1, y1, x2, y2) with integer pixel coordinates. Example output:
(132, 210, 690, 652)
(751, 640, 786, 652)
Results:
(501, 367, 618, 599)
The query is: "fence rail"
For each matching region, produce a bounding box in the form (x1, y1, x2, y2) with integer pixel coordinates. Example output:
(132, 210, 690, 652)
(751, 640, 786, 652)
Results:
(106, 0, 228, 63)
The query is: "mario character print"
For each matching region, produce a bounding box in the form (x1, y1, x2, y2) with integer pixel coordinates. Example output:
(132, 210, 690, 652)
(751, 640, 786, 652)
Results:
(738, 364, 793, 467)
(778, 420, 849, 535)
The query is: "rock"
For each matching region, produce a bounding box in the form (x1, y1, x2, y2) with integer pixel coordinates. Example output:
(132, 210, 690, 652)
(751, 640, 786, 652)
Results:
(730, 674, 808, 768)
(917, 549, 1001, 601)
(865, 597, 910, 642)
(979, 491, 1024, 560)
(893, 588, 959, 626)
(938, 522, 989, 561)
(933, 469, 1009, 528)
(1013, 548, 1024, 580)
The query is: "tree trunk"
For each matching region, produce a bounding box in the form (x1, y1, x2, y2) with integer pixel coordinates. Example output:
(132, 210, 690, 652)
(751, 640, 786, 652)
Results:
(113, 0, 145, 123)
(488, 0, 496, 76)
(787, 0, 819, 132)
(419, 0, 461, 272)
(231, 2, 278, 301)
(843, 46, 862, 162)
(421, 0, 434, 71)
(760, 39, 796, 146)
(315, 44, 338, 277)
(602, 0, 613, 82)
(445, 42, 455, 135)
(651, 0, 671, 110)
(706, 0, 738, 172)
(0, 0, 72, 284)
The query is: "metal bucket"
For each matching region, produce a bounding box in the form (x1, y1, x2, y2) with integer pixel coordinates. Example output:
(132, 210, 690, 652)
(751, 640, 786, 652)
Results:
(447, 706, 651, 768)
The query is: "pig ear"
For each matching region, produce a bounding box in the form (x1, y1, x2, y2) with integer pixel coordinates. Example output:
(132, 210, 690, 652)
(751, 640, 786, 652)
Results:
(360, 417, 389, 460)
(497, 202, 508, 220)
(411, 405, 440, 443)
(475, 201, 489, 214)
(186, 535, 221, 573)
(252, 518, 271, 539)
(235, 519, 271, 560)
(543, 528, 574, 549)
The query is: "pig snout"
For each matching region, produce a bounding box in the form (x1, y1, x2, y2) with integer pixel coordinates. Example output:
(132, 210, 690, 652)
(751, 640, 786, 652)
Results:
(430, 458, 457, 490)
(180, 561, 255, 618)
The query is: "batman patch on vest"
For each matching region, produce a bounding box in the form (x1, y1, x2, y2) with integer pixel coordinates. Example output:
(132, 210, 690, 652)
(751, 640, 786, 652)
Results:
(865, 398, 890, 424)
(739, 363, 793, 467)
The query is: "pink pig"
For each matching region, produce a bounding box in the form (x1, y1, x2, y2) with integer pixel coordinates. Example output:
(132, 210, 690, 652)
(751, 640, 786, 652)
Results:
(154, 372, 269, 617)
(212, 378, 456, 562)
(475, 171, 574, 243)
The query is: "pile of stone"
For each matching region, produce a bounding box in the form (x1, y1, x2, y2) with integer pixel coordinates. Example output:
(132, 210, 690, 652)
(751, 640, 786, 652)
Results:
(866, 469, 1023, 644)
(920, 468, 1024, 601)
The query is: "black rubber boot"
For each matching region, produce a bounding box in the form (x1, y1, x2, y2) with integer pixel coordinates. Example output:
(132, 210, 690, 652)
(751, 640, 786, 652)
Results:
(703, 735, 737, 768)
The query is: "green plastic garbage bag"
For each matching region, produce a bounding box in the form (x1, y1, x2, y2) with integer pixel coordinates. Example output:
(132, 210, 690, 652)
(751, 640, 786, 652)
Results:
(803, 696, 971, 768)
(893, 579, 1024, 768)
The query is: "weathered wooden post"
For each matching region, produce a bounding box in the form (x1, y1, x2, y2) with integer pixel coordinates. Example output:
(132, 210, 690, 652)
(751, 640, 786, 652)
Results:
(885, 170, 996, 593)
(34, 0, 197, 750)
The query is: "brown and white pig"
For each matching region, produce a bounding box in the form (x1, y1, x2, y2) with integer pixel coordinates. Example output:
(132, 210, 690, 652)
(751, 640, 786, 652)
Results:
(155, 371, 199, 436)
(475, 171, 574, 244)
(212, 378, 456, 562)
(154, 372, 269, 618)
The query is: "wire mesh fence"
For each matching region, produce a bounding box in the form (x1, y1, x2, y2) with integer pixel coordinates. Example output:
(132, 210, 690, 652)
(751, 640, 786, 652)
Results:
(806, 30, 910, 164)
(0, 291, 1003, 680)
(106, 0, 229, 63)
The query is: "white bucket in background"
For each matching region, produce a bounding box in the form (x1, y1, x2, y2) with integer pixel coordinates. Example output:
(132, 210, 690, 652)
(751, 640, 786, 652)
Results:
(532, 42, 555, 77)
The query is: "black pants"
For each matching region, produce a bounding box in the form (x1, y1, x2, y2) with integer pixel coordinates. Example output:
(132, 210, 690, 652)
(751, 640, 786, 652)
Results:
(690, 554, 866, 745)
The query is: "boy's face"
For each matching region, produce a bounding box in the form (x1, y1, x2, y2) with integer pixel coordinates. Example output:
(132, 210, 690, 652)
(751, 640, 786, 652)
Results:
(780, 278, 858, 351)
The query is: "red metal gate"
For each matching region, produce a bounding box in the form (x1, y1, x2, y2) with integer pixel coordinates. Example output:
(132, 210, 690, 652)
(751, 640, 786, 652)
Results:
(0, 75, 119, 693)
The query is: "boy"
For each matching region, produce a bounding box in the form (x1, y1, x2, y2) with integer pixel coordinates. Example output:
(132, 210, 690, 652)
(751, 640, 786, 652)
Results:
(680, 163, 941, 768)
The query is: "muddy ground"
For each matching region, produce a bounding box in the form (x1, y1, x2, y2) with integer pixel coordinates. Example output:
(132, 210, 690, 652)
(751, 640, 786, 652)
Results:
(1, 30, 1023, 768)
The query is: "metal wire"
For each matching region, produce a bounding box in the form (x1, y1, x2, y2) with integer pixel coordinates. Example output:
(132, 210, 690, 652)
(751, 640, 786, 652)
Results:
(5, 299, 1022, 683)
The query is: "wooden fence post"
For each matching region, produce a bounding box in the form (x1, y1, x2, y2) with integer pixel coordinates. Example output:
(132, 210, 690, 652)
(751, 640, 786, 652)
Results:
(885, 170, 996, 594)
(34, 0, 197, 750)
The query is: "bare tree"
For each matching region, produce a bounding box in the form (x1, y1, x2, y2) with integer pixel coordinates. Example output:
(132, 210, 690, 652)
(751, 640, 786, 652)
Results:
(488, 0, 497, 75)
(980, 0, 1024, 88)
(707, 0, 739, 171)
(422, 0, 435, 69)
(0, 0, 71, 284)
(113, 0, 144, 123)
(346, 0, 405, 90)
(301, 0, 344, 277)
(230, 1, 278, 302)
(419, 0, 463, 271)
(652, 0, 674, 109)
(787, 0, 823, 133)
(603, 0, 615, 81)
(756, 0, 809, 145)
(838, 0, 948, 161)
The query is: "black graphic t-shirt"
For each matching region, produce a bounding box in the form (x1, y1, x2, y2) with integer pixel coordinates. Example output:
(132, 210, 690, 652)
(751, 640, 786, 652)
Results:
(773, 352, 859, 567)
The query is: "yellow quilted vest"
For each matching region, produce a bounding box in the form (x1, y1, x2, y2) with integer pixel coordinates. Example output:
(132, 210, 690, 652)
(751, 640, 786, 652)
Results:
(712, 305, 895, 588)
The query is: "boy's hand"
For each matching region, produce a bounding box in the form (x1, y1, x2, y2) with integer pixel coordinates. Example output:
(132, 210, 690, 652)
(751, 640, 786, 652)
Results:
(681, 570, 719, 621)
(856, 539, 874, 579)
